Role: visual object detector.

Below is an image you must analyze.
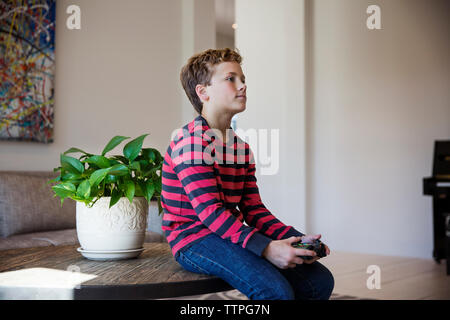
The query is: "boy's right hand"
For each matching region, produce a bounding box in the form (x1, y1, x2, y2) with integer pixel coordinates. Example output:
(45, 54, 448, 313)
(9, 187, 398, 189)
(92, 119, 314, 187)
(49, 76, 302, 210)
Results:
(262, 236, 317, 269)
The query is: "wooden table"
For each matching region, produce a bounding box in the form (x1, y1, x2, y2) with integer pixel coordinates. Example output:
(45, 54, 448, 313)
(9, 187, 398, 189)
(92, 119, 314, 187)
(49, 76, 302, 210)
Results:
(0, 243, 233, 299)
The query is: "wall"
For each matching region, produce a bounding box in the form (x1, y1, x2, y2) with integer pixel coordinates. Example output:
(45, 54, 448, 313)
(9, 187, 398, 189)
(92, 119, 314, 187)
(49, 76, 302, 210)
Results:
(306, 0, 450, 258)
(235, 0, 307, 231)
(236, 0, 450, 258)
(0, 0, 215, 171)
(181, 0, 216, 124)
(216, 32, 234, 50)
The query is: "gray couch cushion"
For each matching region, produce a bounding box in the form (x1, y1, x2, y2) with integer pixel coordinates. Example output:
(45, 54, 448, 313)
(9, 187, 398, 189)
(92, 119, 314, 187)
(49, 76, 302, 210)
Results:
(0, 171, 76, 238)
(0, 229, 166, 251)
(0, 228, 79, 250)
(0, 234, 52, 250)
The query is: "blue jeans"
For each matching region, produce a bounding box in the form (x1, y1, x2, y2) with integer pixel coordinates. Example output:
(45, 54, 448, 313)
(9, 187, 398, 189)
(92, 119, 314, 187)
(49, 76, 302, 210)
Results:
(175, 233, 335, 300)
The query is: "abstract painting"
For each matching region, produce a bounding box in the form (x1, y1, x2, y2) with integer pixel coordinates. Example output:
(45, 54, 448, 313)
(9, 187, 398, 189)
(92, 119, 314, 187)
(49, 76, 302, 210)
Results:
(0, 0, 56, 143)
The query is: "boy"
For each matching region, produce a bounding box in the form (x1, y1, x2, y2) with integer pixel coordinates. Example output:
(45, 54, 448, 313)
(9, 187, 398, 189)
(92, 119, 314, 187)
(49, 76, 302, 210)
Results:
(161, 48, 334, 300)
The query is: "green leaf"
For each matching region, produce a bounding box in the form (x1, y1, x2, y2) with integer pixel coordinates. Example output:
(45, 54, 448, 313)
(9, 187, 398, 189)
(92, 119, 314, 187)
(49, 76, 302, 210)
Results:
(84, 155, 111, 169)
(110, 155, 129, 164)
(61, 172, 82, 181)
(142, 165, 158, 178)
(154, 149, 163, 164)
(145, 180, 155, 201)
(157, 198, 163, 215)
(63, 147, 92, 156)
(89, 168, 111, 187)
(70, 195, 88, 202)
(110, 187, 122, 208)
(47, 176, 61, 184)
(52, 182, 76, 198)
(142, 148, 156, 162)
(77, 180, 91, 199)
(129, 161, 141, 171)
(135, 181, 144, 197)
(102, 136, 130, 156)
(138, 159, 150, 168)
(137, 181, 148, 202)
(154, 179, 162, 194)
(124, 180, 135, 203)
(123, 134, 149, 163)
(60, 154, 85, 175)
(89, 186, 100, 198)
(104, 174, 118, 184)
(108, 164, 129, 176)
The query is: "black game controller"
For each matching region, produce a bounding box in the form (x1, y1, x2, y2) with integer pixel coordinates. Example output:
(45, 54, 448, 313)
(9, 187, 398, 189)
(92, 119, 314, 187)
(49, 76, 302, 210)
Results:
(291, 239, 327, 261)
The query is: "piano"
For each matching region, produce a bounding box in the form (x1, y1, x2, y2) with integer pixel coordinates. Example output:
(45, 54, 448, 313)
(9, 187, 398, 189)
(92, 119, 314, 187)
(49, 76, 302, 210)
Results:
(423, 140, 450, 275)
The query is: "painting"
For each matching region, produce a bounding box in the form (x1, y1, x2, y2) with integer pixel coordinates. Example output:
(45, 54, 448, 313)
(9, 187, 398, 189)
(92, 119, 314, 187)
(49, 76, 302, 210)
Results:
(0, 0, 56, 143)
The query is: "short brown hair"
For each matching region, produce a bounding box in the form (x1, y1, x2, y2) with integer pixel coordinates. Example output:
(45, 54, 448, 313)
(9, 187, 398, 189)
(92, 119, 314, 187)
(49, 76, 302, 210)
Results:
(180, 48, 243, 114)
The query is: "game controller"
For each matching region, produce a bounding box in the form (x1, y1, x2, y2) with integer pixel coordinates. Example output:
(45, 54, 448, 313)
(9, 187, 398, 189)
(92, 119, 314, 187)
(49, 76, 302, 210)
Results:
(291, 239, 327, 261)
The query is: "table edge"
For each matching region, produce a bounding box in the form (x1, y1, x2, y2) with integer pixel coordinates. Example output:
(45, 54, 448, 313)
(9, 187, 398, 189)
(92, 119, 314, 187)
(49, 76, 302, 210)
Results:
(75, 277, 234, 299)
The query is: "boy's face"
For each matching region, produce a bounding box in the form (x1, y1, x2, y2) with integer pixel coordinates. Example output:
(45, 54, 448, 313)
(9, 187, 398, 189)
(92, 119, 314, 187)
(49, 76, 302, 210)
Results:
(197, 61, 247, 116)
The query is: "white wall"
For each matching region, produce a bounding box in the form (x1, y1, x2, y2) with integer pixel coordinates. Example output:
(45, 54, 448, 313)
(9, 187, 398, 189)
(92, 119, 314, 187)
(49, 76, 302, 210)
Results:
(181, 0, 216, 124)
(0, 0, 215, 171)
(236, 0, 450, 258)
(216, 32, 234, 50)
(307, 0, 450, 258)
(235, 0, 307, 232)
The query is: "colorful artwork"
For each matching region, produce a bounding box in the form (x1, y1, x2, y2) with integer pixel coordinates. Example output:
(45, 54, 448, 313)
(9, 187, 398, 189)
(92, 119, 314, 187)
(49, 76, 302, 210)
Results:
(0, 0, 56, 143)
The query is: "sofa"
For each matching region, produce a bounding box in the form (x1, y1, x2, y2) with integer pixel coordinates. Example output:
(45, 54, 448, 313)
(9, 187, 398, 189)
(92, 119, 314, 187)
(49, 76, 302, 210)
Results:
(0, 171, 165, 251)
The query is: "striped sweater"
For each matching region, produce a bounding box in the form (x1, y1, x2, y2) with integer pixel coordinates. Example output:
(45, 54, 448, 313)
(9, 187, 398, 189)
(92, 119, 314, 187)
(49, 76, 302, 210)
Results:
(161, 115, 304, 258)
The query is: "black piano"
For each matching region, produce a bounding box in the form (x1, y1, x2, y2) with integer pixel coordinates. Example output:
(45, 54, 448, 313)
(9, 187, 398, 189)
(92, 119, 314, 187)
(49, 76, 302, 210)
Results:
(423, 140, 450, 275)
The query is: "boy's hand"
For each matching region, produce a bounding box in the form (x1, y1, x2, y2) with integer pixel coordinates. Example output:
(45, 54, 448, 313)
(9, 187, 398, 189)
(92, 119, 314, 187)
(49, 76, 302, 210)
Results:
(298, 234, 331, 264)
(262, 236, 317, 269)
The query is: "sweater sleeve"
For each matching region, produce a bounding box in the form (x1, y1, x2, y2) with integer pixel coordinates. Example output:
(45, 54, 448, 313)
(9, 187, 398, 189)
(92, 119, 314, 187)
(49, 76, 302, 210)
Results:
(170, 138, 272, 257)
(238, 149, 305, 240)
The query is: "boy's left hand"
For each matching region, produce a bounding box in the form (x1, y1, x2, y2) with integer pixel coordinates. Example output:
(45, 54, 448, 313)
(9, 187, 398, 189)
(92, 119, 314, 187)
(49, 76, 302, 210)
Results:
(299, 234, 331, 264)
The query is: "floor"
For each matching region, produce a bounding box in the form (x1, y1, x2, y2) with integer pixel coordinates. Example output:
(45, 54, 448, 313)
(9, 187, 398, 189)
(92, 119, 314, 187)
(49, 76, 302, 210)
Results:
(319, 251, 450, 300)
(170, 251, 450, 300)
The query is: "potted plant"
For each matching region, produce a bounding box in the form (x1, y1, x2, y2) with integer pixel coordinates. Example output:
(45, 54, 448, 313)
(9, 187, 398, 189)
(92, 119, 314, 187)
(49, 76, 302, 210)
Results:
(49, 134, 163, 260)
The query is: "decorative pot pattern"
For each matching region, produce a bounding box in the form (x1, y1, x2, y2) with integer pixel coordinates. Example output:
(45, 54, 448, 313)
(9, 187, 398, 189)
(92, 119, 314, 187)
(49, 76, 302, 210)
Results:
(76, 197, 149, 252)
(76, 197, 148, 232)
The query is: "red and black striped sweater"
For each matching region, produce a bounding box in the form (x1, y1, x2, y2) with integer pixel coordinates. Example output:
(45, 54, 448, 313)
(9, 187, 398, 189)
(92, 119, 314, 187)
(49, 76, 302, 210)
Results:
(161, 115, 304, 258)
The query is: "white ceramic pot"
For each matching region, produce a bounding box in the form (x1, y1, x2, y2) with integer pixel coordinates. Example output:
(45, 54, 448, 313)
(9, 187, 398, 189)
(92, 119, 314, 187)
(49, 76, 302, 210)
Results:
(76, 197, 148, 253)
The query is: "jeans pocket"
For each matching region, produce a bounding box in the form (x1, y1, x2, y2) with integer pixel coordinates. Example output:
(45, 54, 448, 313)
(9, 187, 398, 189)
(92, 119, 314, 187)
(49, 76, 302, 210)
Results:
(176, 250, 211, 275)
